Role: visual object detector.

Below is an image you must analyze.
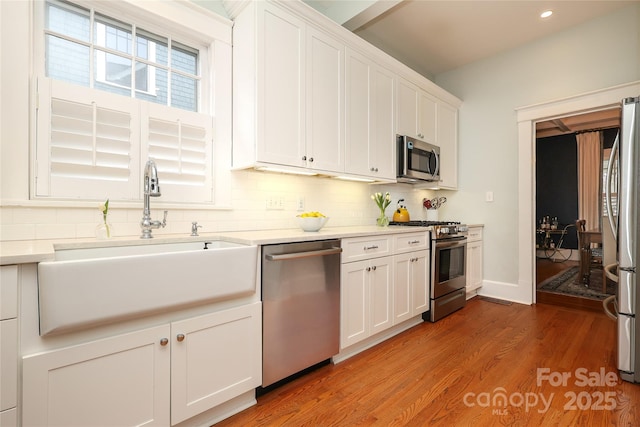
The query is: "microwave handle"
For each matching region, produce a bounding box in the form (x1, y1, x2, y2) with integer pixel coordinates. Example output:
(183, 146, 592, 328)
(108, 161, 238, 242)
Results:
(432, 148, 440, 180)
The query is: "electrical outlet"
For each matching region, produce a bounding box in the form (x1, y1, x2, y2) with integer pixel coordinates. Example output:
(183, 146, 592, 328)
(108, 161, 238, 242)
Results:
(486, 191, 494, 202)
(297, 197, 305, 211)
(266, 196, 285, 210)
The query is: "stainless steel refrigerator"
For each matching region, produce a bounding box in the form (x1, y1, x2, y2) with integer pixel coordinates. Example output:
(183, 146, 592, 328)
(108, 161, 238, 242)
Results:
(610, 96, 640, 383)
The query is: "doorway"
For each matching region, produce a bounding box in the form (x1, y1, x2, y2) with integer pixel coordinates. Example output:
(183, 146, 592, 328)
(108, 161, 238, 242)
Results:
(534, 119, 619, 310)
(515, 81, 640, 306)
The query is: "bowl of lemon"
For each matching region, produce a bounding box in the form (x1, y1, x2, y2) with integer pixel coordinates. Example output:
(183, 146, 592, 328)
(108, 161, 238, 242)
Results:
(296, 211, 329, 232)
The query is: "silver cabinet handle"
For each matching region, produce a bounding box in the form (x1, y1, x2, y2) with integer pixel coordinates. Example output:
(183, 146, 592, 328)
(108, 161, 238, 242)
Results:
(302, 155, 307, 161)
(177, 334, 185, 342)
(408, 240, 420, 244)
(364, 245, 379, 250)
(372, 266, 377, 271)
(160, 338, 169, 346)
(265, 247, 342, 261)
(366, 267, 371, 272)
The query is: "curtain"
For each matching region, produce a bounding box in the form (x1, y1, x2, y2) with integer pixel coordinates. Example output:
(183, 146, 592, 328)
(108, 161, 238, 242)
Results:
(576, 131, 602, 232)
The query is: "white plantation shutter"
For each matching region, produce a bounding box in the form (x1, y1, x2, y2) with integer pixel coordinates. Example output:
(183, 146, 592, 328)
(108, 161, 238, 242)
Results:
(143, 103, 213, 202)
(35, 78, 215, 203)
(36, 78, 140, 199)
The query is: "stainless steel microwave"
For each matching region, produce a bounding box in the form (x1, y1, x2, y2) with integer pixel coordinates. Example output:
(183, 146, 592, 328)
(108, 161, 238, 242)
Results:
(397, 135, 440, 183)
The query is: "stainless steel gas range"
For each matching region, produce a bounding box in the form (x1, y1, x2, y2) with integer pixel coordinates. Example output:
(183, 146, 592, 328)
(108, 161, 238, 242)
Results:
(390, 221, 468, 322)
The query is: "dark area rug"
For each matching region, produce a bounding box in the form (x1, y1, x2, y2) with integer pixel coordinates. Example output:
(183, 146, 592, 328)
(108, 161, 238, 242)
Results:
(538, 266, 615, 300)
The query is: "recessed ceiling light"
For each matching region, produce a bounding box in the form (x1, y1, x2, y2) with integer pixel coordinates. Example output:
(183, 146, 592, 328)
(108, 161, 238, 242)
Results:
(540, 10, 553, 19)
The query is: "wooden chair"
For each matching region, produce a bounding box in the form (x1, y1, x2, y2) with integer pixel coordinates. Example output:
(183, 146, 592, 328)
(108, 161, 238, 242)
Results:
(575, 219, 604, 290)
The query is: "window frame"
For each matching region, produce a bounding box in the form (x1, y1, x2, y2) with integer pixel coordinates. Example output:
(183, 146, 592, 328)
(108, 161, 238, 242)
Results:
(31, 0, 233, 207)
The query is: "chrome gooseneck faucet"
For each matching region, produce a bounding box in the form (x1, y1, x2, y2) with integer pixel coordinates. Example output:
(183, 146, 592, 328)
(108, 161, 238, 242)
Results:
(140, 159, 167, 239)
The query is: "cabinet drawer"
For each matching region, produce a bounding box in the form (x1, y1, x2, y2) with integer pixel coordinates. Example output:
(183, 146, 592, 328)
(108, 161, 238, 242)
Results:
(341, 236, 392, 263)
(467, 227, 483, 242)
(0, 266, 18, 321)
(393, 232, 429, 253)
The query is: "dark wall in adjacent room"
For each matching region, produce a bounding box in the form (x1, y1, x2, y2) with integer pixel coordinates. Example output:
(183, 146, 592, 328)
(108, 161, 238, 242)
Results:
(535, 128, 619, 251)
(536, 133, 579, 249)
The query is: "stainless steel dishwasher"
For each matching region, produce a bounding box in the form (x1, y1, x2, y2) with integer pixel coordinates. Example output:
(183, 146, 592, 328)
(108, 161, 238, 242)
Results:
(261, 239, 341, 387)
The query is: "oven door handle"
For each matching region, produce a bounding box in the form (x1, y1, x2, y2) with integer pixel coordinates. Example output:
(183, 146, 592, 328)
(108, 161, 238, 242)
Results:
(434, 237, 467, 248)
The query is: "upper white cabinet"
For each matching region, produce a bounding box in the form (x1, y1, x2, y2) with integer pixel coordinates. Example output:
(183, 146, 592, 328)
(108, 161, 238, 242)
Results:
(233, 1, 344, 173)
(232, 0, 460, 184)
(306, 26, 345, 172)
(437, 102, 458, 189)
(345, 48, 396, 180)
(396, 78, 436, 145)
(397, 77, 459, 189)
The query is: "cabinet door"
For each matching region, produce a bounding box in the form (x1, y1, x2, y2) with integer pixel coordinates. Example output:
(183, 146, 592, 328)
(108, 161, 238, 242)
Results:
(0, 319, 17, 413)
(345, 48, 372, 177)
(437, 102, 458, 189)
(341, 260, 369, 349)
(467, 240, 483, 292)
(0, 266, 18, 321)
(22, 325, 170, 427)
(369, 257, 393, 336)
(306, 27, 344, 173)
(411, 250, 430, 314)
(345, 49, 395, 180)
(393, 253, 413, 324)
(370, 65, 396, 180)
(419, 92, 437, 144)
(171, 302, 262, 425)
(396, 78, 419, 138)
(258, 4, 306, 167)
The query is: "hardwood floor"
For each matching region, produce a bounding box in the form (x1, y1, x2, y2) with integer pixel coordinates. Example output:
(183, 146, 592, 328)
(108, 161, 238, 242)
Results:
(216, 298, 640, 426)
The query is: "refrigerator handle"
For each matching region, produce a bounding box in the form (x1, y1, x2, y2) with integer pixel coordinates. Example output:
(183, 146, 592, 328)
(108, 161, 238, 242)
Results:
(606, 131, 619, 241)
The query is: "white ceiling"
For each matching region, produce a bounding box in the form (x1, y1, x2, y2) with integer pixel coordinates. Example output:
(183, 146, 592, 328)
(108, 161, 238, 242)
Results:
(304, 0, 638, 79)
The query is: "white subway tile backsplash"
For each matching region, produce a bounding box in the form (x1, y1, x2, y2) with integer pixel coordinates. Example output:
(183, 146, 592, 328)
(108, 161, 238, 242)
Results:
(0, 170, 438, 241)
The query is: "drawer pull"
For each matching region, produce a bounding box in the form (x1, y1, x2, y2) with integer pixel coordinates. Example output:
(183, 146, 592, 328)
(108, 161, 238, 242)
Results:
(408, 240, 420, 244)
(160, 338, 169, 346)
(364, 245, 379, 250)
(176, 334, 185, 342)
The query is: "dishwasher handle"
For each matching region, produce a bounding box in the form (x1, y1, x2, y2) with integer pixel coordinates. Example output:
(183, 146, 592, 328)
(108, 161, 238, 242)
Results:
(265, 247, 342, 261)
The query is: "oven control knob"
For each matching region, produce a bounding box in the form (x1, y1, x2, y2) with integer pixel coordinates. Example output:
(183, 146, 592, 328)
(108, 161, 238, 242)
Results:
(441, 227, 449, 234)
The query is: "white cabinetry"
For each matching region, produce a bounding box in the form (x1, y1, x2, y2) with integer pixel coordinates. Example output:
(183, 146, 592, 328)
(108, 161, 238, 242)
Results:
(466, 226, 484, 294)
(396, 78, 437, 144)
(22, 302, 261, 426)
(345, 48, 396, 180)
(392, 232, 430, 324)
(233, 1, 344, 173)
(340, 236, 393, 349)
(396, 77, 459, 189)
(437, 102, 458, 189)
(0, 265, 18, 426)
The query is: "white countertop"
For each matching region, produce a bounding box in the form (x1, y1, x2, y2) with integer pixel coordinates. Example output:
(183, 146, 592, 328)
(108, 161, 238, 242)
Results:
(0, 225, 431, 265)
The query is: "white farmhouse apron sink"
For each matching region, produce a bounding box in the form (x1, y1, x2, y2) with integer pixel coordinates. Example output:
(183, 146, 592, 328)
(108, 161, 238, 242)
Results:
(37, 241, 258, 335)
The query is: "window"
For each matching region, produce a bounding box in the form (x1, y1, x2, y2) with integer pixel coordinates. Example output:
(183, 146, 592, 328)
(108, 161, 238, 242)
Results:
(33, 0, 231, 204)
(44, 0, 199, 111)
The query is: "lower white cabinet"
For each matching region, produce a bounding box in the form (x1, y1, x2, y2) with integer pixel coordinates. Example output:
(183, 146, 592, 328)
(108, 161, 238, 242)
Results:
(340, 256, 393, 349)
(466, 226, 484, 293)
(22, 302, 261, 426)
(1, 265, 18, 424)
(393, 250, 429, 324)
